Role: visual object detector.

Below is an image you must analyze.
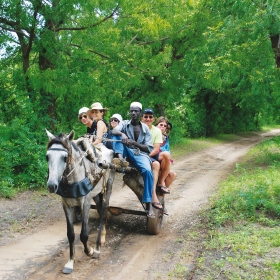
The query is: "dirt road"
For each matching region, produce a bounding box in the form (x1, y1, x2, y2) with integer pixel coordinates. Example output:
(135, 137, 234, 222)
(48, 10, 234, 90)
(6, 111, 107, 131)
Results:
(1, 129, 279, 280)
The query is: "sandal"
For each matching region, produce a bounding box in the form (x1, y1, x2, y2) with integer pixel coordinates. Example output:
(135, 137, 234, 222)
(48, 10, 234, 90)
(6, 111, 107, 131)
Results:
(120, 159, 129, 167)
(147, 211, 155, 218)
(112, 158, 129, 168)
(164, 207, 169, 215)
(112, 158, 121, 168)
(152, 202, 163, 210)
(157, 185, 170, 194)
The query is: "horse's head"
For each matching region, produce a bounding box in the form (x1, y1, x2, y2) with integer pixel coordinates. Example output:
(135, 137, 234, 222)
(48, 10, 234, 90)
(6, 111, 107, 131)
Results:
(46, 129, 75, 193)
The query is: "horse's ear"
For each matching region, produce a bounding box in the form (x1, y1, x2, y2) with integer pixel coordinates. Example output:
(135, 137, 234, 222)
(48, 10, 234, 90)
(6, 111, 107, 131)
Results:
(68, 130, 75, 141)
(46, 129, 56, 140)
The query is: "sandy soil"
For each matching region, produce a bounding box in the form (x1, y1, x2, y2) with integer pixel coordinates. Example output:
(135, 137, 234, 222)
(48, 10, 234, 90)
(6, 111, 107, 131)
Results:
(1, 129, 279, 280)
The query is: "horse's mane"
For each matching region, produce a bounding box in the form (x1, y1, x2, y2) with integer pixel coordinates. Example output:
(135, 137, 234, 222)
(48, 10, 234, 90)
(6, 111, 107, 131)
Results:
(47, 133, 71, 152)
(47, 132, 81, 154)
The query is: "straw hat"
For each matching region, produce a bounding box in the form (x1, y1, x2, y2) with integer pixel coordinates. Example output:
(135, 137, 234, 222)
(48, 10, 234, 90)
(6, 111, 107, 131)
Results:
(89, 102, 108, 111)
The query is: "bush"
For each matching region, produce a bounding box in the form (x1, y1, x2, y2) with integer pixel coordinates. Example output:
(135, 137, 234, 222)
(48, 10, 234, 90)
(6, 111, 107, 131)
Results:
(0, 121, 48, 197)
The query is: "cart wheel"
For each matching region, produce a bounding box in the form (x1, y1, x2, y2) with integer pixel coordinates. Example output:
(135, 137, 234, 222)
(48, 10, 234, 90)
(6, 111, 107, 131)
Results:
(73, 206, 82, 223)
(146, 197, 164, 235)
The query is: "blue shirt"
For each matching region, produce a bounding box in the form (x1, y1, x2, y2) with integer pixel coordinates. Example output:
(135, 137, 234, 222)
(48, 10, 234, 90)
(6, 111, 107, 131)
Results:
(115, 120, 154, 155)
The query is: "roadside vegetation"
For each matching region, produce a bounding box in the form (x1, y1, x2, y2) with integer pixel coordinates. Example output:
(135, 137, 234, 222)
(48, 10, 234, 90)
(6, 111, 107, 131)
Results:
(0, 130, 237, 198)
(1, 1, 280, 199)
(1, 123, 280, 278)
(169, 133, 280, 279)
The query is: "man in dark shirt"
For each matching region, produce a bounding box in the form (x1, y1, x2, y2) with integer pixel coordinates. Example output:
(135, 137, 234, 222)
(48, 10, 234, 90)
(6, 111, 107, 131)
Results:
(112, 102, 155, 218)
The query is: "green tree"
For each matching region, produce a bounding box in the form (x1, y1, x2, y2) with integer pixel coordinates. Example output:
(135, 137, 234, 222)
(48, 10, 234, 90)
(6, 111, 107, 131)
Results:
(1, 0, 280, 195)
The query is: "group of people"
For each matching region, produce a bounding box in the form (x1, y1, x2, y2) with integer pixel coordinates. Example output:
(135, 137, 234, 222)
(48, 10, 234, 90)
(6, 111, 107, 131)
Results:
(78, 101, 176, 218)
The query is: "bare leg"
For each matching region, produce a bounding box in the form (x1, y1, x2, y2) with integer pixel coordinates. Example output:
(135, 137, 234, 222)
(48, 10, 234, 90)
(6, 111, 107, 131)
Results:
(165, 170, 177, 188)
(151, 161, 160, 202)
(163, 170, 177, 215)
(146, 202, 155, 217)
(150, 161, 162, 209)
(158, 151, 171, 186)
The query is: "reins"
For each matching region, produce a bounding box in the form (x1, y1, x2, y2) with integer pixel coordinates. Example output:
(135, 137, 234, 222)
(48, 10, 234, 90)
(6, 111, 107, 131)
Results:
(66, 147, 90, 178)
(93, 135, 141, 155)
(47, 145, 89, 178)
(48, 139, 109, 199)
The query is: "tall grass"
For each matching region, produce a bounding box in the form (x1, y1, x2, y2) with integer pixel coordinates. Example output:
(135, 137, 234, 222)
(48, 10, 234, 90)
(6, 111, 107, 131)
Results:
(210, 136, 280, 226)
(193, 135, 280, 279)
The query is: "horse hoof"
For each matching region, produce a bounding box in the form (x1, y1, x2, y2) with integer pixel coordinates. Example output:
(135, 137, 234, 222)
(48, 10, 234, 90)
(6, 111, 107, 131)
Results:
(62, 267, 73, 274)
(86, 247, 94, 257)
(92, 248, 100, 259)
(62, 260, 74, 274)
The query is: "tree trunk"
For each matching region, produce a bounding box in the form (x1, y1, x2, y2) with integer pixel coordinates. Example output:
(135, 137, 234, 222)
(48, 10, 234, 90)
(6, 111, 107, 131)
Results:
(270, 34, 280, 68)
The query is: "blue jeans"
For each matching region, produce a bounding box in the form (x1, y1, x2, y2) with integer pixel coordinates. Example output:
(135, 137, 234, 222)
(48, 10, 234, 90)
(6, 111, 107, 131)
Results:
(111, 135, 124, 155)
(112, 137, 153, 203)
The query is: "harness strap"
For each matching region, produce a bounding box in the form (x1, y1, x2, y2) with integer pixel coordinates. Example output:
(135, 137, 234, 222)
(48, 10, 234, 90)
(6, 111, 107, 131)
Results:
(49, 138, 108, 193)
(48, 148, 69, 153)
(48, 147, 72, 165)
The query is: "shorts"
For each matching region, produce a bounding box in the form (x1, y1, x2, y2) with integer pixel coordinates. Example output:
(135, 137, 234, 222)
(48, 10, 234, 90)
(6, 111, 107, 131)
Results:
(150, 153, 160, 162)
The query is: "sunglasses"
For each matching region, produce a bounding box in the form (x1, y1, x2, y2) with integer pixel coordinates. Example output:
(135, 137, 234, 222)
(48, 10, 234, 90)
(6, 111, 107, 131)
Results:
(79, 115, 87, 120)
(159, 123, 167, 127)
(143, 115, 154, 119)
(110, 118, 119, 122)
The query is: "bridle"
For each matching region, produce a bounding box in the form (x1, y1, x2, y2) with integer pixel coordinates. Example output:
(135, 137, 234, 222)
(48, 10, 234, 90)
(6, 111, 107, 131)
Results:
(47, 140, 108, 196)
(47, 144, 90, 178)
(47, 147, 72, 166)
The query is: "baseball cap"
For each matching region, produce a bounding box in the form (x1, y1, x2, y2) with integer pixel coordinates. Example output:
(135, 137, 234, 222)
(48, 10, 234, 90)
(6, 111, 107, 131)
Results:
(142, 108, 154, 115)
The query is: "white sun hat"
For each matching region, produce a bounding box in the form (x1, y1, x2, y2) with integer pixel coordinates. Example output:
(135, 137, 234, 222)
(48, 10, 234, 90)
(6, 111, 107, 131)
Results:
(111, 113, 123, 122)
(78, 107, 90, 116)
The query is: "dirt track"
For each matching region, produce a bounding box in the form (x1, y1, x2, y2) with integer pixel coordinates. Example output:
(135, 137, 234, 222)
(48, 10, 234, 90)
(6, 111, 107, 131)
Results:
(1, 129, 279, 280)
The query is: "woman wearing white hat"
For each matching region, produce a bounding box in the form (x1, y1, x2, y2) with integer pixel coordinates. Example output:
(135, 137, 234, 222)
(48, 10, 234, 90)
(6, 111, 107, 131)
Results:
(109, 113, 123, 129)
(109, 113, 130, 167)
(78, 107, 96, 134)
(87, 102, 110, 146)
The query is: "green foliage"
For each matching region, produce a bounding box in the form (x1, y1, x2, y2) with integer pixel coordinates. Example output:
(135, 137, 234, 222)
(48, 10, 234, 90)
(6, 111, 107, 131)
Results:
(189, 135, 280, 279)
(209, 136, 280, 226)
(196, 223, 280, 279)
(1, 0, 280, 192)
(0, 122, 47, 198)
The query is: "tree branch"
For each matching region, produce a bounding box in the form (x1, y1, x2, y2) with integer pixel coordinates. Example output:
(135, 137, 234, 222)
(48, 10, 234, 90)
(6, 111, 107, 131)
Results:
(137, 36, 169, 46)
(0, 17, 17, 27)
(0, 24, 28, 38)
(71, 43, 110, 59)
(55, 5, 119, 32)
(127, 34, 138, 45)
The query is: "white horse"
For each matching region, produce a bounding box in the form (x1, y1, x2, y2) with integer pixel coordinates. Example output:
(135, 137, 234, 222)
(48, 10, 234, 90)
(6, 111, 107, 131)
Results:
(46, 129, 115, 274)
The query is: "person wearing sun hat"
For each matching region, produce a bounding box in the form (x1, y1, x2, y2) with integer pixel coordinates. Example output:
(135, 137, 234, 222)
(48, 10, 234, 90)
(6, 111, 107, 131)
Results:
(109, 113, 123, 129)
(107, 113, 129, 167)
(86, 102, 110, 146)
(111, 101, 156, 218)
(78, 107, 96, 134)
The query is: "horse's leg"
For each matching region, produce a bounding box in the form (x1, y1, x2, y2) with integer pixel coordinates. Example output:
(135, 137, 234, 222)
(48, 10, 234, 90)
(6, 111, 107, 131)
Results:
(101, 224, 106, 245)
(93, 174, 114, 258)
(80, 198, 94, 257)
(91, 202, 106, 245)
(62, 205, 75, 274)
(93, 194, 102, 217)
